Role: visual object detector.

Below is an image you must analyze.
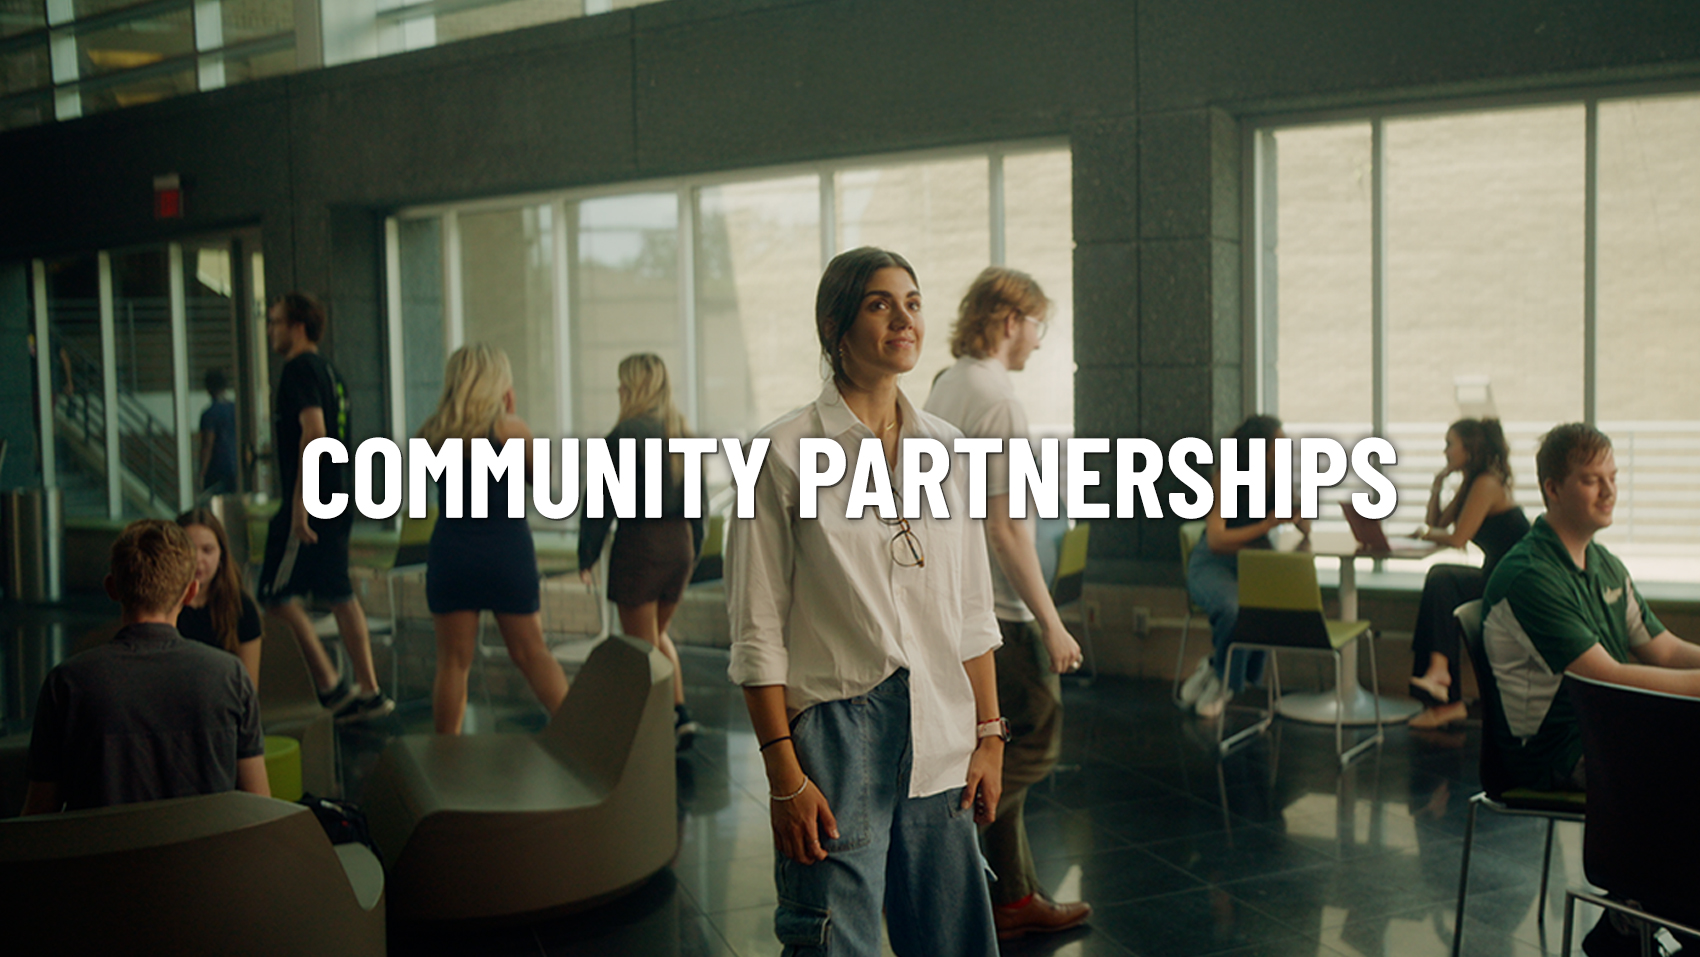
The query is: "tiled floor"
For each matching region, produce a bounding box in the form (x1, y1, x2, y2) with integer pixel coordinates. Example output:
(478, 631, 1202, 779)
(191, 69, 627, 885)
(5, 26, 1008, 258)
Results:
(4, 600, 1613, 957)
(380, 645, 1609, 957)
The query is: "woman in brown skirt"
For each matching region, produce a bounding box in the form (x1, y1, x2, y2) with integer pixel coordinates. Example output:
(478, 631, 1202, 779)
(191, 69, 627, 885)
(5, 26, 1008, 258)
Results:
(578, 353, 703, 749)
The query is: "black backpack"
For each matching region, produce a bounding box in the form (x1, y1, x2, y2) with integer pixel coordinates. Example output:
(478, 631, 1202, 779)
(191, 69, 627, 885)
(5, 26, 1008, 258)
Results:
(299, 792, 385, 869)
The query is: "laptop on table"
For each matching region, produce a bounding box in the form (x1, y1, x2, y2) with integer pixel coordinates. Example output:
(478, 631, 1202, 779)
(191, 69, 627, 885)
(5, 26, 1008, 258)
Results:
(1340, 501, 1433, 558)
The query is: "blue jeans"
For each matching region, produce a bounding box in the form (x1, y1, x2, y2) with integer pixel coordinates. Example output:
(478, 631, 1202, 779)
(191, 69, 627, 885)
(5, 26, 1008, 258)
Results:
(775, 670, 998, 957)
(1187, 545, 1264, 692)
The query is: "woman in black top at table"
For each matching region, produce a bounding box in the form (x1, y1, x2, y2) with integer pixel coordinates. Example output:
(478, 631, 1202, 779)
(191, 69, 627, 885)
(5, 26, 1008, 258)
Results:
(578, 353, 703, 750)
(1407, 417, 1530, 729)
(175, 508, 263, 688)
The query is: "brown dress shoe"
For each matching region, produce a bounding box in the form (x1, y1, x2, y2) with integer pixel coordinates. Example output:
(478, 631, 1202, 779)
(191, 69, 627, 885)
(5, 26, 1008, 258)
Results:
(993, 893, 1092, 940)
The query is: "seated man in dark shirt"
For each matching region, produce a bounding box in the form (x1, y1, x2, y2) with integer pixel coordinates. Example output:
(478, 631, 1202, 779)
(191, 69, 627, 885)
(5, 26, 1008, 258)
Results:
(22, 520, 269, 814)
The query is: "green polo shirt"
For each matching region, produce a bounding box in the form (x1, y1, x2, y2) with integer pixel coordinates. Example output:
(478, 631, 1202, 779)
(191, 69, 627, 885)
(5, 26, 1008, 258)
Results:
(1480, 516, 1663, 790)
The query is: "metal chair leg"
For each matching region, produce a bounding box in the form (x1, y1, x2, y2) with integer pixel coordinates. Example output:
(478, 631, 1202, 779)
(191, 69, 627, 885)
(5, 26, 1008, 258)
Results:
(1219, 641, 1276, 756)
(1078, 613, 1096, 687)
(1539, 818, 1556, 931)
(1562, 890, 1578, 957)
(1174, 611, 1194, 703)
(1453, 796, 1480, 957)
(1334, 652, 1346, 760)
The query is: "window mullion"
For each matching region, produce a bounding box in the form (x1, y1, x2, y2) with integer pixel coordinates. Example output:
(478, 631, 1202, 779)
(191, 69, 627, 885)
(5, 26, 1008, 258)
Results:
(1584, 99, 1599, 426)
(1370, 117, 1388, 438)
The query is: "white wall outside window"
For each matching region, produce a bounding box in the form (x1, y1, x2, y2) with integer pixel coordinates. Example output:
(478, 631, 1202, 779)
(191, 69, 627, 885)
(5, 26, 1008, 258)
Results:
(1254, 88, 1700, 583)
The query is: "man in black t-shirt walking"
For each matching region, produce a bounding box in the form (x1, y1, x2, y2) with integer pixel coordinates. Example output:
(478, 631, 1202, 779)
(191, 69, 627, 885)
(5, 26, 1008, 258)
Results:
(258, 292, 393, 722)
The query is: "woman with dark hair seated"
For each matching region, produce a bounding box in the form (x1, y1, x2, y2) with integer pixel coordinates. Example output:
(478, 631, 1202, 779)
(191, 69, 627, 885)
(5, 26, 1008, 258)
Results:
(1179, 415, 1309, 719)
(1407, 417, 1530, 729)
(175, 508, 263, 688)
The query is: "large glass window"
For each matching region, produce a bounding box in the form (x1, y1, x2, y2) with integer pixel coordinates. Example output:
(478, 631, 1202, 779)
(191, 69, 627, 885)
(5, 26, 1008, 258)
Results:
(574, 193, 682, 436)
(396, 217, 445, 440)
(43, 256, 104, 519)
(1269, 123, 1373, 442)
(460, 204, 560, 438)
(837, 158, 991, 391)
(183, 239, 242, 495)
(1258, 90, 1700, 580)
(389, 143, 1077, 488)
(2, 0, 296, 127)
(1595, 93, 1700, 576)
(110, 246, 179, 517)
(1003, 149, 1075, 435)
(696, 176, 822, 438)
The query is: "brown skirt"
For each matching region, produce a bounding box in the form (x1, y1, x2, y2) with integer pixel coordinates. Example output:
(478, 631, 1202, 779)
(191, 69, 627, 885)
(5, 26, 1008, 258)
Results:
(607, 518, 695, 607)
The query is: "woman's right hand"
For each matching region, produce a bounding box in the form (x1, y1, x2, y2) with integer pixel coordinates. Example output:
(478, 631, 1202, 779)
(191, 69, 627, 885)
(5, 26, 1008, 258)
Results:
(770, 775, 838, 865)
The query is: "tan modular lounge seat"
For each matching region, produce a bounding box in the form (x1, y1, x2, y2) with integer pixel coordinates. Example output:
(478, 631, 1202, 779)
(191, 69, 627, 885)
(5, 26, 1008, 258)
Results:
(361, 634, 677, 922)
(0, 791, 385, 956)
(257, 613, 341, 797)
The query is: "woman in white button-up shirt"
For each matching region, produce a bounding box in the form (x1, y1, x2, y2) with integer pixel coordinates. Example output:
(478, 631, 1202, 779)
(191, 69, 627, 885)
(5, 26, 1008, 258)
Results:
(727, 247, 1006, 956)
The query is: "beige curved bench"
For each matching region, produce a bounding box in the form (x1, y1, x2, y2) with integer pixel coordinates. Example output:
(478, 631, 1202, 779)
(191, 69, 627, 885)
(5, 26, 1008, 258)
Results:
(361, 634, 677, 921)
(0, 790, 385, 955)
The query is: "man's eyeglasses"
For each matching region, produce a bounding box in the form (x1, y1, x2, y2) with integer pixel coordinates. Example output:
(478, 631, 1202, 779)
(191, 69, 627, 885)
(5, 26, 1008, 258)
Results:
(878, 499, 925, 568)
(1023, 315, 1049, 341)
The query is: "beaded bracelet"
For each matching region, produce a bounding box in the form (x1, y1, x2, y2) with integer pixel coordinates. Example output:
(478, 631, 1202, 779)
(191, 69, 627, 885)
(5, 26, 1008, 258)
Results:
(771, 776, 810, 802)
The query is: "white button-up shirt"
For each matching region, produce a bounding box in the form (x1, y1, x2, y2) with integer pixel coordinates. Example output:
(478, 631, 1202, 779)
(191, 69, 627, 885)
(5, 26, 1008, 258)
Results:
(727, 381, 1003, 798)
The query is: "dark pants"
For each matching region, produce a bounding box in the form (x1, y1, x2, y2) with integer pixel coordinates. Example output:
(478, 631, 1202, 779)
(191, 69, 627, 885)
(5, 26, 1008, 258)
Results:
(1410, 564, 1485, 704)
(980, 619, 1063, 906)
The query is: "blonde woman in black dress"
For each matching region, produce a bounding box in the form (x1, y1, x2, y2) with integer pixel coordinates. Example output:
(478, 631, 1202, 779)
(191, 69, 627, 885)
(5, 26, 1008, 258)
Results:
(419, 344, 570, 734)
(578, 353, 703, 749)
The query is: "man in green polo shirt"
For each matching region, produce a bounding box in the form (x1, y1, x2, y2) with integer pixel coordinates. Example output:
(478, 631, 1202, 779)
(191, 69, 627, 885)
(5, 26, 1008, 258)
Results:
(1483, 422, 1700, 793)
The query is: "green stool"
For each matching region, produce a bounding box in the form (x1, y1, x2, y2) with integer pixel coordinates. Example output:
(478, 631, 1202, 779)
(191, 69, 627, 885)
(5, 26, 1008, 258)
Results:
(264, 735, 303, 802)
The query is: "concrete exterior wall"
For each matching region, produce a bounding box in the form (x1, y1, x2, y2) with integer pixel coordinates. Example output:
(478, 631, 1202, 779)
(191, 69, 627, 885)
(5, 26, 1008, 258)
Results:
(2, 0, 1698, 583)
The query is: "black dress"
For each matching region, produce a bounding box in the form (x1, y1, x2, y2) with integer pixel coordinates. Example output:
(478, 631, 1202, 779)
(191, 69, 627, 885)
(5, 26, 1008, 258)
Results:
(426, 435, 540, 615)
(1409, 504, 1533, 704)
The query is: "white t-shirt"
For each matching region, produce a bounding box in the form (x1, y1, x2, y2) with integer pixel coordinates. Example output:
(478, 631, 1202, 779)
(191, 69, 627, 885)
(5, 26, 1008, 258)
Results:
(924, 356, 1035, 623)
(726, 380, 1003, 799)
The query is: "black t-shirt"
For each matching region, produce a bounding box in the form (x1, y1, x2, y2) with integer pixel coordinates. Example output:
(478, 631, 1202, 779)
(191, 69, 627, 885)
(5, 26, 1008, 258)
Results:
(274, 350, 350, 499)
(27, 623, 264, 811)
(176, 593, 263, 650)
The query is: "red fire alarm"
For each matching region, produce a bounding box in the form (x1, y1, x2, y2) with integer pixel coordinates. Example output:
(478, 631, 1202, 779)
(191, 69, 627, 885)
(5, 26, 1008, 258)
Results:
(154, 173, 182, 220)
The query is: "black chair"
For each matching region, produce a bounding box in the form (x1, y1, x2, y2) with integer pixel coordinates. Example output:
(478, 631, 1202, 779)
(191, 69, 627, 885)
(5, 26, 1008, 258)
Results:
(1452, 599, 1586, 957)
(1561, 674, 1700, 957)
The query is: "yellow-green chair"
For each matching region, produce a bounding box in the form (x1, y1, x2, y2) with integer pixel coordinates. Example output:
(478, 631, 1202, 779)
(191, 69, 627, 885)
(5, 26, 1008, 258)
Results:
(688, 513, 726, 585)
(379, 507, 438, 694)
(1217, 549, 1383, 765)
(263, 734, 304, 802)
(1052, 522, 1094, 680)
(1173, 520, 1208, 704)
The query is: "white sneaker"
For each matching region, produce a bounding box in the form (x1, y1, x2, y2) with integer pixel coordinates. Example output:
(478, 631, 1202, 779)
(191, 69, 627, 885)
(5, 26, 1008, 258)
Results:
(1195, 677, 1233, 719)
(1178, 659, 1214, 708)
